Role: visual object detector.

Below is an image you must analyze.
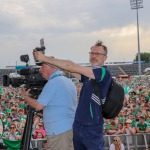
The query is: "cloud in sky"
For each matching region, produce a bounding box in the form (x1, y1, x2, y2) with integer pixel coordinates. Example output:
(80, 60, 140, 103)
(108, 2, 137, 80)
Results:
(0, 0, 149, 68)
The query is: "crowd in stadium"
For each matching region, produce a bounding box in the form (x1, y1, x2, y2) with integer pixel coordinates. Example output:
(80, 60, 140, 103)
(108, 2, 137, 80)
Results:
(0, 75, 150, 148)
(104, 76, 150, 135)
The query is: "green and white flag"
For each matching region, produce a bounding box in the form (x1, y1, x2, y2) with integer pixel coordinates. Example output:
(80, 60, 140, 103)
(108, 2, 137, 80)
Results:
(2, 138, 21, 150)
(0, 85, 3, 95)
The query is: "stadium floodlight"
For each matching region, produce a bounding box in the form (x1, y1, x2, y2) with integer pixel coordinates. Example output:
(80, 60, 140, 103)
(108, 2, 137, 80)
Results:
(130, 0, 143, 75)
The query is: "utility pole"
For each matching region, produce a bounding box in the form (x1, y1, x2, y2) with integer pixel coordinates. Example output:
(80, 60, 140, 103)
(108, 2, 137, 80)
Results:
(130, 0, 143, 75)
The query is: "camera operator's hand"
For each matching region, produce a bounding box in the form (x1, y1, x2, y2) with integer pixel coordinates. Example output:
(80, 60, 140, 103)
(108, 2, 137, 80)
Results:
(21, 88, 44, 111)
(21, 88, 30, 100)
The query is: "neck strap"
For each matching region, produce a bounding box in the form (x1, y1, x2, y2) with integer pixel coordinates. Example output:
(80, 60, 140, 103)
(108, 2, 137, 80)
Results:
(50, 74, 62, 80)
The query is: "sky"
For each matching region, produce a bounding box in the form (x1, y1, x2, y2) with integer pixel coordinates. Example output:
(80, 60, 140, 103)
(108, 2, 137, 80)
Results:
(0, 0, 150, 69)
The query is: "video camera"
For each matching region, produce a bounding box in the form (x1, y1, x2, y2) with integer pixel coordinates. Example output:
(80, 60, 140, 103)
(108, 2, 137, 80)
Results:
(3, 39, 47, 98)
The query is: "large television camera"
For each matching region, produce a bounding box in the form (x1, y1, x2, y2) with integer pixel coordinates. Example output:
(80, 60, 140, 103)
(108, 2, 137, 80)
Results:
(3, 39, 47, 98)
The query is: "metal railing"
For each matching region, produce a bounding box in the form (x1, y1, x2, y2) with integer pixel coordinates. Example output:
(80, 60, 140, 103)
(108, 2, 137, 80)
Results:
(23, 133, 150, 150)
(104, 133, 150, 150)
(31, 138, 47, 150)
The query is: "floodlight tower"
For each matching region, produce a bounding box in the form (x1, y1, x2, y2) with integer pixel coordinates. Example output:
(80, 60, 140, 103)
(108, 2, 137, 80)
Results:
(130, 0, 143, 75)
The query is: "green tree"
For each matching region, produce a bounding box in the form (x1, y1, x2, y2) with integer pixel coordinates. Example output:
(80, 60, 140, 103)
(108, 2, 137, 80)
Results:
(134, 52, 150, 62)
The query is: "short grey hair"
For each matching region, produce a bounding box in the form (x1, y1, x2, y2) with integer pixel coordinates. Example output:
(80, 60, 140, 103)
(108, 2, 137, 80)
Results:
(91, 40, 108, 55)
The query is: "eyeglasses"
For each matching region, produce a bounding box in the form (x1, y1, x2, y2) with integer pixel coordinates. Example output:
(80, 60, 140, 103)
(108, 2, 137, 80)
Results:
(89, 52, 106, 56)
(10, 127, 15, 129)
(114, 140, 118, 142)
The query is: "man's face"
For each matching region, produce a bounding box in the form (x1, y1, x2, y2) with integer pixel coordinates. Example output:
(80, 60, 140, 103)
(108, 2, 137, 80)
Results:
(40, 64, 52, 80)
(89, 46, 107, 67)
(129, 114, 134, 120)
(139, 118, 145, 124)
(7, 118, 11, 122)
(18, 111, 23, 115)
(132, 106, 136, 110)
(110, 124, 116, 129)
(119, 111, 124, 116)
(105, 119, 110, 123)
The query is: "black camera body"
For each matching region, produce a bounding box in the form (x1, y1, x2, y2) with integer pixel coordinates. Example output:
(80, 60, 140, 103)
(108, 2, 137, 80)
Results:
(3, 39, 47, 98)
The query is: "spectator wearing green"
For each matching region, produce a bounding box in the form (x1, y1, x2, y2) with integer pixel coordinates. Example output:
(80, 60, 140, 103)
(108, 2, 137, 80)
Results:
(135, 110, 142, 119)
(18, 100, 27, 109)
(0, 112, 7, 127)
(104, 119, 111, 134)
(3, 123, 21, 140)
(128, 113, 136, 127)
(2, 122, 21, 149)
(118, 110, 125, 123)
(0, 85, 3, 95)
(10, 107, 18, 120)
(17, 108, 26, 123)
(146, 109, 150, 123)
(135, 115, 150, 133)
(123, 83, 132, 100)
(8, 92, 13, 100)
(131, 104, 138, 117)
(106, 121, 118, 135)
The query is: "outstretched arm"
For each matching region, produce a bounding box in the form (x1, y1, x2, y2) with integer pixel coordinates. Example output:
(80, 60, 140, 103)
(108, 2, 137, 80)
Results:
(34, 52, 95, 80)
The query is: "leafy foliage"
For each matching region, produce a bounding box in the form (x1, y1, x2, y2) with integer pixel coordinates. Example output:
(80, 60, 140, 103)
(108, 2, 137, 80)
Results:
(134, 52, 150, 62)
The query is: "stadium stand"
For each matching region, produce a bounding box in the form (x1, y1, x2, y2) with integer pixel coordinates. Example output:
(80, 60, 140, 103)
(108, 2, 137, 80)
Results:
(0, 69, 16, 84)
(0, 63, 149, 84)
(0, 62, 150, 149)
(107, 63, 150, 76)
(107, 63, 149, 77)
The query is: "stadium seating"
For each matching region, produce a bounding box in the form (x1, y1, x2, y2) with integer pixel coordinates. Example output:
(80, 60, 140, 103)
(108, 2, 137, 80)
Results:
(0, 63, 150, 85)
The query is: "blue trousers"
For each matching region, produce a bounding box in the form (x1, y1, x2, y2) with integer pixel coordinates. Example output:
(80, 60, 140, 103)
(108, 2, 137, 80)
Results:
(73, 121, 105, 150)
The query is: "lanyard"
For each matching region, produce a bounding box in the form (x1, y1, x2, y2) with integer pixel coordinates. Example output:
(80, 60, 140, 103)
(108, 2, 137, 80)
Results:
(50, 74, 62, 80)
